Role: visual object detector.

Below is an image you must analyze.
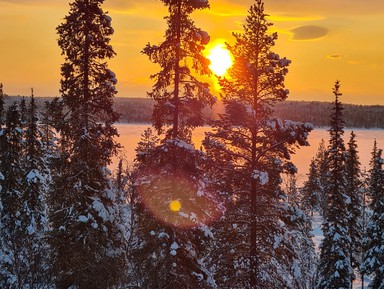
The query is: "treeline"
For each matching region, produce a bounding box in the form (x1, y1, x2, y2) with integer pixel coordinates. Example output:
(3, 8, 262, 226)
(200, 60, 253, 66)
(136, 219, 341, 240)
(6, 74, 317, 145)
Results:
(4, 95, 384, 128)
(274, 101, 384, 128)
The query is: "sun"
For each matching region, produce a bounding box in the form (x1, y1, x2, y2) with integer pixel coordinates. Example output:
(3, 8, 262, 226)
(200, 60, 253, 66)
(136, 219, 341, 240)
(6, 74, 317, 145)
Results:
(207, 44, 233, 76)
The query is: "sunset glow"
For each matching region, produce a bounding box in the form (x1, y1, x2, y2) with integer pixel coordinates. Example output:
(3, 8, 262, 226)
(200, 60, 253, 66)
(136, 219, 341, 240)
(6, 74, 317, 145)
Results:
(207, 44, 232, 76)
(1, 1, 384, 104)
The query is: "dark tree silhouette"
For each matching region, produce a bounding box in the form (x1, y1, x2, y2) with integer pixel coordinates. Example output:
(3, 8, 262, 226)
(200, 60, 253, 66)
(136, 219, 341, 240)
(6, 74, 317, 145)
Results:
(204, 1, 314, 287)
(318, 81, 353, 289)
(142, 0, 214, 140)
(131, 1, 218, 287)
(48, 1, 126, 288)
(361, 145, 384, 288)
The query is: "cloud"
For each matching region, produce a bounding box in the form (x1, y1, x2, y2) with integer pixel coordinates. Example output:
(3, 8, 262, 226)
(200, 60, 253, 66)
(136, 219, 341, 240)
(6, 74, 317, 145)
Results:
(327, 54, 343, 59)
(290, 25, 329, 40)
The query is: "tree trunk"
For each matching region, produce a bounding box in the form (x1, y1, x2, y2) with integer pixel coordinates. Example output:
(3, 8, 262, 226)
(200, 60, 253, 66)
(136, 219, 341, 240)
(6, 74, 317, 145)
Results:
(250, 132, 258, 288)
(172, 1, 182, 139)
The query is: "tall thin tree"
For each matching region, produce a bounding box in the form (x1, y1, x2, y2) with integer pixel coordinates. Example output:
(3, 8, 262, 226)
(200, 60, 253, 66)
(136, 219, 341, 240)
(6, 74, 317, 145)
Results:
(318, 81, 353, 289)
(345, 131, 363, 279)
(361, 146, 384, 288)
(0, 83, 4, 126)
(0, 103, 26, 287)
(49, 0, 125, 288)
(142, 0, 214, 140)
(132, 0, 218, 287)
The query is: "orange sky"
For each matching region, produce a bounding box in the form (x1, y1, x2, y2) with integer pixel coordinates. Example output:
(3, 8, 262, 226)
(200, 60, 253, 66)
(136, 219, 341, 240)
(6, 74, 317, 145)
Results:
(1, 0, 384, 105)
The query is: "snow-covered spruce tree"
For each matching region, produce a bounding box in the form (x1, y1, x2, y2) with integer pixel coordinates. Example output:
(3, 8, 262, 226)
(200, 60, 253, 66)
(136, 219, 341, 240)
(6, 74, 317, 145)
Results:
(361, 147, 384, 288)
(282, 174, 318, 289)
(302, 139, 329, 216)
(301, 158, 321, 216)
(40, 100, 60, 158)
(131, 1, 218, 287)
(0, 103, 28, 288)
(0, 83, 4, 167)
(345, 131, 364, 275)
(23, 92, 51, 287)
(203, 1, 313, 287)
(314, 139, 330, 215)
(48, 1, 126, 288)
(142, 0, 214, 139)
(19, 96, 28, 128)
(318, 81, 353, 289)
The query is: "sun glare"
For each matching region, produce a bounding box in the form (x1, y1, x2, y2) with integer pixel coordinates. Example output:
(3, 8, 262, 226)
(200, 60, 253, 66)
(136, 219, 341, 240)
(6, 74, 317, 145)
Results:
(207, 44, 233, 76)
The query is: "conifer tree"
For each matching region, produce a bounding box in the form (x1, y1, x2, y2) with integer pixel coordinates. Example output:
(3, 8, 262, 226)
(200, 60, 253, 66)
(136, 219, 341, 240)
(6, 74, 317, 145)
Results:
(203, 1, 313, 287)
(282, 174, 318, 289)
(302, 139, 329, 216)
(302, 158, 321, 216)
(0, 83, 4, 172)
(315, 139, 330, 215)
(345, 131, 363, 275)
(361, 147, 384, 288)
(48, 1, 126, 287)
(0, 103, 27, 287)
(21, 91, 50, 287)
(40, 100, 59, 158)
(142, 0, 214, 139)
(318, 81, 353, 289)
(132, 1, 218, 287)
(0, 83, 4, 126)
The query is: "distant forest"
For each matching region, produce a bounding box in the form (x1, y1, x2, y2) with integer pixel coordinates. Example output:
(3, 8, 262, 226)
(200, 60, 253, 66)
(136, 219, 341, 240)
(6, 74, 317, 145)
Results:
(4, 95, 384, 128)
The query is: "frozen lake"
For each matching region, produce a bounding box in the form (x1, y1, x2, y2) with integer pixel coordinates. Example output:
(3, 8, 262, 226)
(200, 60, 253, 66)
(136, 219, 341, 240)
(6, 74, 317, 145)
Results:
(113, 123, 384, 185)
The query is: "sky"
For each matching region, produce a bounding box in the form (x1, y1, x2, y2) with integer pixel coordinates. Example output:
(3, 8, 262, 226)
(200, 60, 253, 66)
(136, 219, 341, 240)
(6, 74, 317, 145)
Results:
(1, 0, 384, 105)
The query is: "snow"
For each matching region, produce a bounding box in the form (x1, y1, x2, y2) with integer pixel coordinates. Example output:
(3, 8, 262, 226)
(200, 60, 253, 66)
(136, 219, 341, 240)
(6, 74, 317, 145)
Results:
(252, 170, 269, 185)
(199, 30, 210, 45)
(92, 199, 109, 222)
(107, 69, 117, 84)
(273, 235, 282, 249)
(279, 57, 291, 67)
(168, 138, 194, 151)
(170, 243, 178, 256)
(292, 261, 301, 278)
(103, 15, 112, 23)
(333, 232, 341, 241)
(170, 241, 179, 250)
(26, 169, 44, 183)
(158, 232, 169, 239)
(27, 217, 36, 235)
(78, 215, 88, 223)
(192, 271, 204, 281)
(104, 188, 116, 201)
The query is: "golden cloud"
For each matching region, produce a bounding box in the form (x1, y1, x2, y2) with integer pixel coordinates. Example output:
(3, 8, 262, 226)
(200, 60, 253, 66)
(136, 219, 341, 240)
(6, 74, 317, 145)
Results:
(290, 25, 329, 40)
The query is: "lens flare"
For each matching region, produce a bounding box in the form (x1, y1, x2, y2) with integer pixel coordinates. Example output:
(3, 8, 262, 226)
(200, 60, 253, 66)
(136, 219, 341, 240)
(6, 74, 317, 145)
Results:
(169, 200, 181, 212)
(137, 170, 220, 228)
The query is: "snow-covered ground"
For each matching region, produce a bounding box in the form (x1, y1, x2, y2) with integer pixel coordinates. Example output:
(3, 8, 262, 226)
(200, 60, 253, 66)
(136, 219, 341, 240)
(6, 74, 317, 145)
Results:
(311, 212, 371, 289)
